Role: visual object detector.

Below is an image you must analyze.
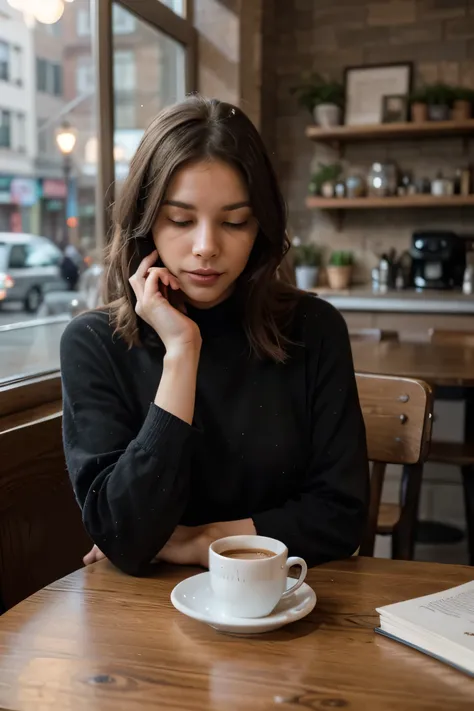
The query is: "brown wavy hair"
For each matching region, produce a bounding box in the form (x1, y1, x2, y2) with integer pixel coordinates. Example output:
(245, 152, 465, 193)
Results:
(105, 95, 301, 362)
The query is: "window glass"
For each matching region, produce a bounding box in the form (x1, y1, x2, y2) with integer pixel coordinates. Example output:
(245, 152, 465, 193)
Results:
(0, 40, 9, 82)
(8, 244, 28, 269)
(113, 3, 186, 187)
(0, 0, 98, 382)
(26, 243, 62, 268)
(0, 110, 11, 148)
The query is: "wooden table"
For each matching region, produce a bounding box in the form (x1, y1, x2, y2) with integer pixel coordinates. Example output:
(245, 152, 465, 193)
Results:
(351, 340, 474, 387)
(0, 558, 473, 710)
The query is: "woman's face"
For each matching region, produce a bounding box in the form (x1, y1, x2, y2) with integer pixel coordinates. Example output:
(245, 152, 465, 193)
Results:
(152, 159, 258, 308)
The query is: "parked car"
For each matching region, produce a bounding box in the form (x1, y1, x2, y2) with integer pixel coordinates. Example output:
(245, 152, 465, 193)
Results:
(38, 263, 104, 317)
(0, 233, 66, 312)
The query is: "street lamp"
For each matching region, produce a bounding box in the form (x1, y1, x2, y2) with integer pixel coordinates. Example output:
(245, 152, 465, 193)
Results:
(56, 121, 77, 247)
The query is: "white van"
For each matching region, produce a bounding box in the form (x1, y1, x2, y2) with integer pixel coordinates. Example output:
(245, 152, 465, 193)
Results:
(0, 233, 65, 312)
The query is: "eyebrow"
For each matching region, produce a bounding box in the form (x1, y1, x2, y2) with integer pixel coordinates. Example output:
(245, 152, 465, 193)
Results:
(162, 200, 251, 211)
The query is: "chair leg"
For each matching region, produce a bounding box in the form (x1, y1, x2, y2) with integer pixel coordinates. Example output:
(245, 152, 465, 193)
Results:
(360, 461, 386, 557)
(392, 463, 423, 561)
(462, 465, 474, 566)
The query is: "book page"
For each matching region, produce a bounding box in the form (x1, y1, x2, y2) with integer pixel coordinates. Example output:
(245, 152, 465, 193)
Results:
(377, 580, 474, 651)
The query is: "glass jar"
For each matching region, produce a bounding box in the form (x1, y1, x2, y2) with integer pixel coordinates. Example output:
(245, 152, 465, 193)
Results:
(367, 162, 398, 197)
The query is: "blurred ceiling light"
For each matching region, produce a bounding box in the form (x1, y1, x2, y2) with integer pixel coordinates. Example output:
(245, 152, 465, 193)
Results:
(8, 0, 65, 25)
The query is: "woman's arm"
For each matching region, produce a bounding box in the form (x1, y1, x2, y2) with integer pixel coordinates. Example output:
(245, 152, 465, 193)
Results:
(251, 304, 369, 566)
(61, 314, 199, 576)
(156, 304, 369, 570)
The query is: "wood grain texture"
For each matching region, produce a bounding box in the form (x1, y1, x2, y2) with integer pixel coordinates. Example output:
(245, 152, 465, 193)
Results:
(0, 373, 61, 419)
(352, 340, 474, 387)
(430, 330, 474, 347)
(306, 195, 474, 210)
(356, 373, 432, 465)
(0, 412, 90, 610)
(349, 328, 399, 342)
(305, 119, 474, 143)
(0, 558, 473, 710)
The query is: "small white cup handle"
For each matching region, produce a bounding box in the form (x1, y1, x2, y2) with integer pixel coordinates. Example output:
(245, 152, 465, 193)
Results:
(281, 556, 307, 599)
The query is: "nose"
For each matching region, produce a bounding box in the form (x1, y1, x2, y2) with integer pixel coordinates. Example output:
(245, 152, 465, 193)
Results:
(192, 221, 220, 260)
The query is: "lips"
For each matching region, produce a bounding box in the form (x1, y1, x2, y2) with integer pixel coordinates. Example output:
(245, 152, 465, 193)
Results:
(189, 269, 222, 276)
(185, 269, 223, 286)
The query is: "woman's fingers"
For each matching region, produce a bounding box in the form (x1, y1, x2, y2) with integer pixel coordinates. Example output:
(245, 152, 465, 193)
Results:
(135, 250, 158, 280)
(83, 544, 106, 566)
(144, 267, 167, 301)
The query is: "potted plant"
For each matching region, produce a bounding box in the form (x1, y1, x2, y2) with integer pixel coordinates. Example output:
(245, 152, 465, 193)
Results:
(291, 73, 344, 127)
(327, 251, 354, 290)
(411, 83, 455, 122)
(308, 162, 343, 198)
(409, 88, 428, 123)
(452, 87, 474, 120)
(292, 240, 322, 290)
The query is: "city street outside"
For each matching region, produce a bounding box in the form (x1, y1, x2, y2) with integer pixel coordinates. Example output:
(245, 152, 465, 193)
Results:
(0, 304, 69, 381)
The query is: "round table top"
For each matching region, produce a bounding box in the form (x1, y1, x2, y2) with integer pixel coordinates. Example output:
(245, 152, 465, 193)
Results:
(351, 340, 474, 387)
(0, 557, 473, 710)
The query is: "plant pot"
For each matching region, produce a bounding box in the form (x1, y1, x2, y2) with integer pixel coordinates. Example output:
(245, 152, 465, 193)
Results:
(411, 102, 427, 123)
(321, 181, 335, 198)
(427, 104, 450, 121)
(451, 100, 471, 121)
(295, 266, 319, 290)
(326, 265, 352, 290)
(313, 104, 341, 127)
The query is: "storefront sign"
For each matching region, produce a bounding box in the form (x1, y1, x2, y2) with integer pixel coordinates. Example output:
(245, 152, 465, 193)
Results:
(10, 178, 37, 207)
(42, 179, 67, 199)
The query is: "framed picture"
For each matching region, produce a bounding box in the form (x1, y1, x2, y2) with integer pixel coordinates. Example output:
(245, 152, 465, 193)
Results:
(382, 94, 409, 123)
(344, 62, 413, 126)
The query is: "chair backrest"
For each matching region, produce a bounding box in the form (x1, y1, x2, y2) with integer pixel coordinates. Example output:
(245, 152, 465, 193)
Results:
(356, 372, 433, 465)
(356, 372, 433, 559)
(0, 409, 90, 610)
(350, 329, 399, 343)
(429, 329, 474, 347)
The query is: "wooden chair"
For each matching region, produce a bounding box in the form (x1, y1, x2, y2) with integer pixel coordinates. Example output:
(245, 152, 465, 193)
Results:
(0, 376, 90, 611)
(356, 372, 433, 560)
(350, 329, 399, 343)
(428, 329, 474, 564)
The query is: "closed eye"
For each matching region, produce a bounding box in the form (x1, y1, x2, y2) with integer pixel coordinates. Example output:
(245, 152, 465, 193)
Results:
(168, 219, 192, 227)
(224, 221, 249, 229)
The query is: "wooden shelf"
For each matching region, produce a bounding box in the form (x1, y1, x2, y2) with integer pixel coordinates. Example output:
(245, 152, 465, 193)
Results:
(306, 195, 474, 210)
(305, 119, 474, 143)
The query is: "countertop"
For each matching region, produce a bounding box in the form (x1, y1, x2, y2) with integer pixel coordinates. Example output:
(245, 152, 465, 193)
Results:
(312, 287, 474, 314)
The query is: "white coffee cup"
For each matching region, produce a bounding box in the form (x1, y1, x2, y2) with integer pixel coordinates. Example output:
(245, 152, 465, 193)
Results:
(208, 534, 307, 619)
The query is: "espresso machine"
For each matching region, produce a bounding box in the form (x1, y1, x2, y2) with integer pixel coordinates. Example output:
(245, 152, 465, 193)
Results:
(410, 231, 466, 290)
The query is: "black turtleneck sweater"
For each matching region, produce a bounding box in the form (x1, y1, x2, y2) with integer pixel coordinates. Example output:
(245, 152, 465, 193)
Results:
(60, 293, 369, 576)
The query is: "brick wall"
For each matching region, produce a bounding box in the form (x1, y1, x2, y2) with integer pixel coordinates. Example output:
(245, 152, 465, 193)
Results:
(262, 0, 474, 283)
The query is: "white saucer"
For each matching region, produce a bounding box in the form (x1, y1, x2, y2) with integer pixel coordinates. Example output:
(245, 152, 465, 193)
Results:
(170, 573, 316, 635)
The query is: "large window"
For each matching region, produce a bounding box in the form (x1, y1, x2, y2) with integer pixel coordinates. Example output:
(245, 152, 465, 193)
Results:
(0, 0, 194, 386)
(36, 58, 63, 96)
(113, 3, 186, 186)
(0, 110, 11, 148)
(0, 41, 9, 82)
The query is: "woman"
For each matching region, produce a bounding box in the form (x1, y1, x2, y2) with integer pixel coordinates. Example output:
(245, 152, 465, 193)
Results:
(61, 96, 369, 576)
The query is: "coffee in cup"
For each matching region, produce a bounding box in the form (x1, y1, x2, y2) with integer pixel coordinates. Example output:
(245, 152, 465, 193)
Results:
(220, 548, 276, 560)
(209, 535, 307, 619)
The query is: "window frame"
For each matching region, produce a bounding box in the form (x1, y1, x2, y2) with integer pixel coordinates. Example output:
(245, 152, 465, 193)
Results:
(93, 0, 196, 251)
(0, 0, 196, 395)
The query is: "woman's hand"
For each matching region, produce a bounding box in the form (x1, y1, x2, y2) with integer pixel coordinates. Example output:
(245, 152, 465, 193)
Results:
(129, 250, 201, 355)
(156, 520, 256, 568)
(83, 544, 106, 566)
(156, 526, 212, 568)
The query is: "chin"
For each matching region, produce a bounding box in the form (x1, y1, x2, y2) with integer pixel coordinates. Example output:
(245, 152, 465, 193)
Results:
(183, 284, 233, 308)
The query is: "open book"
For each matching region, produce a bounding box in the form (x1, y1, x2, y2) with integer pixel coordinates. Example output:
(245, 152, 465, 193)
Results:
(376, 580, 474, 676)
